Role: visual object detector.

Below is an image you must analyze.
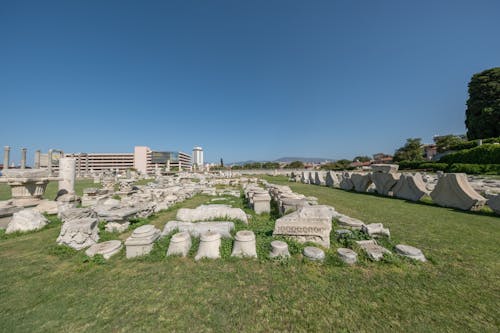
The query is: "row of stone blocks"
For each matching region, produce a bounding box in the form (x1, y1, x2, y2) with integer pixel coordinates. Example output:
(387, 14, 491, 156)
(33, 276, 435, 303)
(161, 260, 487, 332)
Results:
(298, 167, 494, 212)
(243, 184, 271, 214)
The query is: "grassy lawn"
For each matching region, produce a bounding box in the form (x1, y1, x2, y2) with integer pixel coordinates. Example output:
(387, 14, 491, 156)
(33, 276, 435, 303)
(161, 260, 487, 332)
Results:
(0, 179, 100, 201)
(0, 177, 499, 332)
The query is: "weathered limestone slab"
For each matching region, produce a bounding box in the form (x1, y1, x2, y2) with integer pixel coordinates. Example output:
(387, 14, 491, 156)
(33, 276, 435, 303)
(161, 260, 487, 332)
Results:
(166, 232, 192, 257)
(301, 172, 310, 184)
(35, 200, 59, 215)
(59, 207, 97, 222)
(0, 201, 22, 229)
(395, 244, 426, 262)
(176, 204, 248, 224)
(351, 173, 372, 192)
(231, 230, 257, 258)
(253, 193, 271, 214)
(487, 195, 500, 215)
(195, 231, 221, 260)
(85, 240, 122, 259)
(279, 198, 310, 215)
(269, 240, 290, 258)
(371, 172, 401, 196)
(273, 205, 334, 248)
(161, 221, 234, 238)
(392, 173, 428, 201)
(57, 217, 99, 250)
(430, 173, 486, 211)
(336, 215, 365, 230)
(105, 222, 130, 233)
(6, 209, 49, 234)
(314, 172, 326, 186)
(303, 246, 325, 261)
(340, 172, 354, 191)
(362, 223, 390, 238)
(356, 240, 391, 261)
(325, 171, 341, 188)
(371, 164, 399, 174)
(309, 172, 316, 185)
(337, 248, 357, 264)
(125, 224, 160, 258)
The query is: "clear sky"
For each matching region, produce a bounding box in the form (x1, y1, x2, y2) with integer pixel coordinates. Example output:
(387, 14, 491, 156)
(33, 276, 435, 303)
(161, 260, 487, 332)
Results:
(1, 0, 499, 164)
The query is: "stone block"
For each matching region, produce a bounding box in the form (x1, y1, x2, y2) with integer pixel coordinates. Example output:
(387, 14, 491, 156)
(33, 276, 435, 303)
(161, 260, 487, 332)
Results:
(231, 230, 257, 258)
(161, 221, 234, 238)
(124, 224, 160, 258)
(430, 173, 486, 211)
(487, 195, 500, 215)
(176, 204, 248, 224)
(361, 223, 390, 238)
(195, 231, 221, 260)
(6, 208, 49, 234)
(340, 172, 354, 191)
(371, 172, 401, 196)
(269, 240, 290, 258)
(395, 244, 426, 262)
(371, 164, 399, 174)
(57, 217, 99, 250)
(303, 246, 325, 261)
(392, 173, 429, 201)
(166, 232, 192, 257)
(337, 248, 357, 264)
(85, 240, 122, 259)
(351, 173, 372, 192)
(356, 240, 390, 261)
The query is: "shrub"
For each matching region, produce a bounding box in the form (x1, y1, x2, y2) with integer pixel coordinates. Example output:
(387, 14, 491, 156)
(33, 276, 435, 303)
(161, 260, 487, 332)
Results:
(440, 144, 500, 164)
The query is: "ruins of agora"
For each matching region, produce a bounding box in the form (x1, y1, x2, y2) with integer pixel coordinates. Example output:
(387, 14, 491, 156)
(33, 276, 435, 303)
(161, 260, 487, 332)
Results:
(1, 143, 499, 254)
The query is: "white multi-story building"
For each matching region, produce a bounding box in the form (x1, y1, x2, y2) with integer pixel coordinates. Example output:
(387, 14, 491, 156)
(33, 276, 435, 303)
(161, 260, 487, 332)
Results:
(192, 146, 204, 170)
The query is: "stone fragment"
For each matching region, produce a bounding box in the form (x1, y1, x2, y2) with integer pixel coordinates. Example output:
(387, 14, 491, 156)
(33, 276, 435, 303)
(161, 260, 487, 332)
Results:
(6, 208, 49, 234)
(166, 232, 192, 257)
(194, 231, 221, 260)
(337, 248, 357, 264)
(395, 244, 426, 262)
(430, 173, 486, 211)
(303, 246, 325, 261)
(351, 173, 372, 192)
(34, 200, 58, 215)
(356, 240, 391, 261)
(335, 229, 353, 239)
(336, 215, 365, 230)
(269, 240, 290, 258)
(85, 240, 122, 259)
(340, 172, 354, 191)
(253, 193, 271, 214)
(314, 172, 326, 186)
(105, 222, 130, 233)
(371, 164, 399, 174)
(57, 217, 99, 250)
(325, 171, 341, 188)
(161, 221, 234, 238)
(59, 207, 97, 222)
(279, 198, 310, 215)
(487, 195, 500, 215)
(392, 173, 429, 201)
(273, 205, 335, 248)
(176, 204, 248, 224)
(371, 172, 401, 196)
(124, 224, 160, 258)
(231, 230, 257, 258)
(361, 223, 390, 238)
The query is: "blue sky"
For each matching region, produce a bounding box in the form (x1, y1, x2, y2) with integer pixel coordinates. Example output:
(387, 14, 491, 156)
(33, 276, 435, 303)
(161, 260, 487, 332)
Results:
(1, 0, 499, 164)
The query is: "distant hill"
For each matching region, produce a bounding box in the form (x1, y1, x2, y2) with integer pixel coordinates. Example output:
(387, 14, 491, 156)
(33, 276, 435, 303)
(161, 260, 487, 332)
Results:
(230, 157, 335, 165)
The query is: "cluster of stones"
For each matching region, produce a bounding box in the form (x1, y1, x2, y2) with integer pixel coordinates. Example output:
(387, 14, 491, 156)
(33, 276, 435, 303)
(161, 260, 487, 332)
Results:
(291, 165, 500, 214)
(244, 184, 271, 214)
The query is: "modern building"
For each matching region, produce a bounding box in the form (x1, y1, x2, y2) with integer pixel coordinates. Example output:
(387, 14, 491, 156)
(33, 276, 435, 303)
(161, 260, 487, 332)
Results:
(192, 146, 204, 170)
(65, 146, 192, 175)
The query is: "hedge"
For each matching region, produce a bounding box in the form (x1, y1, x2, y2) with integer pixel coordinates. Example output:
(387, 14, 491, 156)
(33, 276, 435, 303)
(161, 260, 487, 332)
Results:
(396, 160, 500, 175)
(439, 144, 500, 164)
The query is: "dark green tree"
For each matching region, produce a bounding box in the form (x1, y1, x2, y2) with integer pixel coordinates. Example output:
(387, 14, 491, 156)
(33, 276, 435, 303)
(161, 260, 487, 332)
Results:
(433, 134, 465, 153)
(352, 156, 371, 162)
(220, 158, 224, 167)
(465, 67, 500, 139)
(394, 138, 424, 162)
(285, 161, 305, 169)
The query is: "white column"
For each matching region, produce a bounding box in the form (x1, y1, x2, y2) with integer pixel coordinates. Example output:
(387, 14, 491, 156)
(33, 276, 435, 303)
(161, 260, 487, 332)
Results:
(20, 148, 27, 169)
(58, 157, 76, 195)
(34, 150, 41, 169)
(3, 146, 10, 170)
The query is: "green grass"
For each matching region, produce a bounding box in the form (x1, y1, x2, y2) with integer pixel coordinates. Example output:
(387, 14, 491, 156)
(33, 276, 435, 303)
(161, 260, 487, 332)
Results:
(0, 179, 101, 201)
(0, 177, 499, 332)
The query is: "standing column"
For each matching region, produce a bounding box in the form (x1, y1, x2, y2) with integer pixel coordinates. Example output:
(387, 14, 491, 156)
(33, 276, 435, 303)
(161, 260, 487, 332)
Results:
(3, 146, 10, 170)
(48, 149, 53, 175)
(20, 148, 27, 169)
(58, 157, 76, 195)
(34, 150, 41, 169)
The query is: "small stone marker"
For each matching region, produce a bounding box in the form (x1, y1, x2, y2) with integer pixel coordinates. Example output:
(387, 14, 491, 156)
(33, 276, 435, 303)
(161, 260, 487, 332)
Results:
(124, 224, 160, 259)
(195, 231, 221, 260)
(337, 248, 357, 264)
(303, 246, 325, 261)
(395, 244, 426, 262)
(167, 231, 192, 257)
(231, 230, 257, 258)
(361, 223, 390, 238)
(85, 240, 122, 259)
(269, 240, 290, 258)
(356, 240, 391, 261)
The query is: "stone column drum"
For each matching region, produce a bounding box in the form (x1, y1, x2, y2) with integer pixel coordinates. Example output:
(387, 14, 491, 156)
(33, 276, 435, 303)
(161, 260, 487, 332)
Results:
(58, 157, 76, 195)
(231, 230, 257, 258)
(166, 231, 192, 257)
(195, 231, 221, 260)
(3, 146, 10, 170)
(125, 224, 161, 258)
